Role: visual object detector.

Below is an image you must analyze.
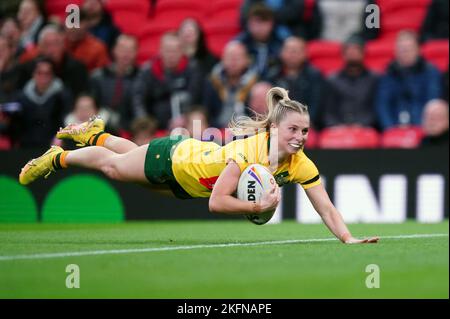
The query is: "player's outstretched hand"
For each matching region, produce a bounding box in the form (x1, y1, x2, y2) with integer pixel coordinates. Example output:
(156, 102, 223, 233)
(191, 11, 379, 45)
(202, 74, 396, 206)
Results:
(344, 236, 380, 244)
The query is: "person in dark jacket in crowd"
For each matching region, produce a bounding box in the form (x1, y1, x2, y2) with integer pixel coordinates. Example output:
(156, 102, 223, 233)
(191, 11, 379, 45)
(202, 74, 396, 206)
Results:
(267, 36, 323, 127)
(236, 3, 286, 78)
(90, 34, 139, 132)
(203, 41, 259, 129)
(81, 0, 120, 50)
(16, 57, 71, 148)
(322, 35, 379, 128)
(18, 24, 90, 98)
(132, 32, 202, 130)
(240, 0, 322, 40)
(375, 30, 442, 130)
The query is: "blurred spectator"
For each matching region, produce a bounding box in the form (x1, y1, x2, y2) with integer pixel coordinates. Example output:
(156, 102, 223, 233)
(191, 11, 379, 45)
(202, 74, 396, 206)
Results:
(420, 0, 449, 42)
(318, 0, 376, 42)
(81, 0, 120, 50)
(132, 32, 202, 130)
(90, 34, 139, 132)
(17, 0, 46, 54)
(18, 24, 89, 98)
(0, 34, 21, 148)
(248, 81, 271, 114)
(178, 18, 217, 77)
(375, 31, 442, 130)
(184, 106, 210, 140)
(16, 57, 71, 148)
(65, 10, 110, 72)
(64, 94, 99, 125)
(130, 116, 157, 146)
(0, 35, 21, 103)
(61, 93, 116, 148)
(322, 35, 379, 128)
(267, 36, 323, 126)
(236, 3, 286, 78)
(203, 41, 259, 129)
(0, 17, 21, 58)
(240, 0, 322, 40)
(421, 99, 449, 147)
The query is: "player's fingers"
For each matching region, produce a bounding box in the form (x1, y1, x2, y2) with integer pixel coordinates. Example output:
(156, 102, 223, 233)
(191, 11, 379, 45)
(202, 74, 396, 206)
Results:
(367, 237, 379, 243)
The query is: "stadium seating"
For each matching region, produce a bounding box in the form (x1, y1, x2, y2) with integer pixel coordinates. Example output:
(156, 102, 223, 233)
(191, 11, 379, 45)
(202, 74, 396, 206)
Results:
(206, 0, 243, 22)
(203, 21, 241, 58)
(137, 21, 179, 64)
(305, 127, 318, 149)
(153, 0, 207, 26)
(381, 126, 424, 148)
(364, 39, 396, 73)
(306, 40, 343, 75)
(318, 126, 381, 149)
(45, 0, 83, 22)
(203, 0, 243, 57)
(421, 40, 450, 72)
(377, 0, 431, 40)
(104, 0, 151, 37)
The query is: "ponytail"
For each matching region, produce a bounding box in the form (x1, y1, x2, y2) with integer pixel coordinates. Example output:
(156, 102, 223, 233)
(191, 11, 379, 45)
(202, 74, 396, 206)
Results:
(229, 87, 308, 135)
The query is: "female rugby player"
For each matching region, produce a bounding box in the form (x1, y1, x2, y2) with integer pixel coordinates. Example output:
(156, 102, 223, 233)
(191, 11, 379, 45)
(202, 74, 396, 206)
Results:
(19, 87, 379, 244)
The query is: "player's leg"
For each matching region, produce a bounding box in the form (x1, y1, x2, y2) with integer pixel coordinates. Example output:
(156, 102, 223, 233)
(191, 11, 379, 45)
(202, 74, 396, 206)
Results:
(57, 116, 138, 154)
(19, 144, 149, 185)
(65, 144, 148, 183)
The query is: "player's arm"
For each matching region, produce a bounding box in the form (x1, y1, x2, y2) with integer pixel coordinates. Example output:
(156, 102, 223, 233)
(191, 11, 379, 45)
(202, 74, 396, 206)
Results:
(209, 160, 280, 215)
(305, 184, 379, 244)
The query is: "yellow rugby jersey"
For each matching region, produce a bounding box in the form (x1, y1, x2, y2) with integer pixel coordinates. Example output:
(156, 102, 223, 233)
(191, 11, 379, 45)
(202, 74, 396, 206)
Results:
(171, 133, 321, 198)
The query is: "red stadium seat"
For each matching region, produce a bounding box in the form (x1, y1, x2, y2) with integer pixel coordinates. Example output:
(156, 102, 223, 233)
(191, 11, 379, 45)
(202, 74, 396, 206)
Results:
(109, 11, 149, 37)
(364, 39, 396, 73)
(154, 0, 206, 24)
(318, 126, 381, 149)
(421, 40, 449, 72)
(104, 0, 151, 36)
(381, 126, 424, 148)
(104, 0, 150, 13)
(207, 0, 243, 22)
(380, 9, 428, 40)
(204, 21, 241, 58)
(377, 0, 431, 13)
(137, 22, 179, 64)
(377, 0, 431, 40)
(45, 0, 83, 22)
(305, 127, 318, 149)
(303, 0, 316, 21)
(0, 135, 11, 150)
(306, 40, 343, 75)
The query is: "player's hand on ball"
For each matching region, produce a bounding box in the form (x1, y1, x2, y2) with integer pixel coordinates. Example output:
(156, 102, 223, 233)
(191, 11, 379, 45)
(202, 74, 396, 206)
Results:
(258, 184, 280, 213)
(344, 236, 379, 244)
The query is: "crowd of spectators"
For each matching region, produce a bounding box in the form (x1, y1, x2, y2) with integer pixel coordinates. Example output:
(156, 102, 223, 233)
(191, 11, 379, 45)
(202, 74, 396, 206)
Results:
(0, 0, 448, 151)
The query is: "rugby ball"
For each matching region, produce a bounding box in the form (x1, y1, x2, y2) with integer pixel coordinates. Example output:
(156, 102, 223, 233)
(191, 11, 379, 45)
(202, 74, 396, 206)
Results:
(237, 164, 277, 225)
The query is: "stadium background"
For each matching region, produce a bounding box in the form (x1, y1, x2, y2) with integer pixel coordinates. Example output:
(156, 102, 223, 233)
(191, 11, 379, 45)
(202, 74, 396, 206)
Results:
(0, 0, 448, 300)
(0, 0, 448, 223)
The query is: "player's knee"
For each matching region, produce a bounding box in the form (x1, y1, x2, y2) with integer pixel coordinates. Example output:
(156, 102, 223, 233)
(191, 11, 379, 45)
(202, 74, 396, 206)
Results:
(100, 157, 123, 181)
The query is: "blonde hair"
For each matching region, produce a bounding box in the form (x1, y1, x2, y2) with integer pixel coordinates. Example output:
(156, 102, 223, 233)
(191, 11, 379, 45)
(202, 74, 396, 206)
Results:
(229, 86, 308, 135)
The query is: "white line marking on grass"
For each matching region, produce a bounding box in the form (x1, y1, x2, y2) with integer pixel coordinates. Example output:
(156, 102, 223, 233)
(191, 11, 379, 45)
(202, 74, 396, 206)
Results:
(0, 233, 447, 261)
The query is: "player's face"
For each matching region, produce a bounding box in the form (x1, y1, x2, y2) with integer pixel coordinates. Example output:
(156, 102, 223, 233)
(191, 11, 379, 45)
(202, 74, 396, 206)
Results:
(272, 112, 310, 155)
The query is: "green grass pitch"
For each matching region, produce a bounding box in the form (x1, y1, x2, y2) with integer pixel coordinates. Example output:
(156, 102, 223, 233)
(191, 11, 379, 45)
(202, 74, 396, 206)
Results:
(0, 220, 448, 298)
